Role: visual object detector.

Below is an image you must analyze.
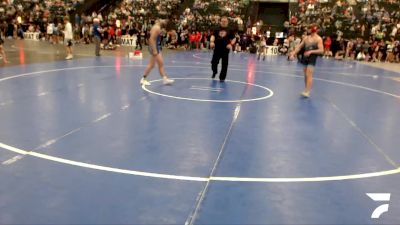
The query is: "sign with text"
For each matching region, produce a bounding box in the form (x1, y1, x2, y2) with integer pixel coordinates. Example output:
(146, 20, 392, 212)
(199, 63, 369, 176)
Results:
(267, 46, 279, 55)
(121, 35, 137, 47)
(23, 32, 40, 41)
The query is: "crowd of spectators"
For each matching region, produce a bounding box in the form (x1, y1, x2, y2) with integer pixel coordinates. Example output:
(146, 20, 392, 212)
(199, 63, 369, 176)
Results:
(0, 0, 82, 39)
(288, 0, 400, 62)
(0, 0, 398, 63)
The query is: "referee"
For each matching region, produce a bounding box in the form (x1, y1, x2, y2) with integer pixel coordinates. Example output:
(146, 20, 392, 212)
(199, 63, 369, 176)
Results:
(210, 16, 236, 82)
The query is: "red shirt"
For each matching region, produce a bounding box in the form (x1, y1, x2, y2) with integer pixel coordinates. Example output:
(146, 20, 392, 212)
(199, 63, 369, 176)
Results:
(195, 32, 202, 42)
(109, 27, 115, 37)
(189, 33, 196, 42)
(324, 37, 332, 47)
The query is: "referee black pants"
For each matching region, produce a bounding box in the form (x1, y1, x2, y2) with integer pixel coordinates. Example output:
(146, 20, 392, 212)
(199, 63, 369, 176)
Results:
(211, 50, 229, 81)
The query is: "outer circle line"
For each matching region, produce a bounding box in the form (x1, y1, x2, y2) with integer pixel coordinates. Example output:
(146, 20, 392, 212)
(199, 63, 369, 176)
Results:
(1, 142, 399, 182)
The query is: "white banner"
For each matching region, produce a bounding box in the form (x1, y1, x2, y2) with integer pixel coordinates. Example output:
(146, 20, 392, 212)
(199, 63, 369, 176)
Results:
(121, 35, 137, 47)
(23, 32, 40, 41)
(267, 46, 279, 55)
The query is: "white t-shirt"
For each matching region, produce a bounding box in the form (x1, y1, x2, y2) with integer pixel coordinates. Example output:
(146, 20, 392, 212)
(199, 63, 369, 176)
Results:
(47, 23, 53, 34)
(260, 40, 267, 47)
(64, 22, 73, 40)
(391, 27, 398, 37)
(387, 44, 393, 52)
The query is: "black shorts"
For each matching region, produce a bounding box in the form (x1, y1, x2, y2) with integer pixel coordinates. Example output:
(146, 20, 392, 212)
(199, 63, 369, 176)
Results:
(64, 39, 73, 47)
(0, 38, 4, 45)
(299, 54, 317, 68)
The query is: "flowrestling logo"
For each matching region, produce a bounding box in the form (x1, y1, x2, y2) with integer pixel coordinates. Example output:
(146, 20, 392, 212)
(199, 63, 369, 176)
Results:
(366, 193, 391, 219)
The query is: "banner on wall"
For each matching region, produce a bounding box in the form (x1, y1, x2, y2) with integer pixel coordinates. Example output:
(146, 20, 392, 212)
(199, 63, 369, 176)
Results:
(23, 32, 40, 41)
(121, 35, 137, 47)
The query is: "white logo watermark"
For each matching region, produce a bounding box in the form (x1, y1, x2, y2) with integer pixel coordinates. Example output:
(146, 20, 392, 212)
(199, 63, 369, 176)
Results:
(366, 193, 391, 219)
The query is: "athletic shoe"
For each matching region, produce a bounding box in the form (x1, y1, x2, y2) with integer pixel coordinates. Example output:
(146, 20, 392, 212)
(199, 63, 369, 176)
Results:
(301, 91, 310, 98)
(140, 77, 151, 86)
(163, 77, 174, 85)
